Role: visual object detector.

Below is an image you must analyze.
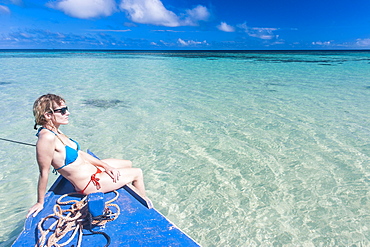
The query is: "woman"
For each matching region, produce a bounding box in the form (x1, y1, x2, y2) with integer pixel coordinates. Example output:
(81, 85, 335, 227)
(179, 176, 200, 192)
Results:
(27, 94, 147, 218)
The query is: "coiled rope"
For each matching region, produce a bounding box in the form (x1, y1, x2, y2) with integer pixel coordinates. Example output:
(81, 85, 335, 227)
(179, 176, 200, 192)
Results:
(36, 191, 120, 247)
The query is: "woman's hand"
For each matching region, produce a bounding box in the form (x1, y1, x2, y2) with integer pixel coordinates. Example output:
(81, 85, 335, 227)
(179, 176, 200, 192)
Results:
(103, 165, 121, 183)
(27, 202, 44, 218)
(80, 152, 121, 182)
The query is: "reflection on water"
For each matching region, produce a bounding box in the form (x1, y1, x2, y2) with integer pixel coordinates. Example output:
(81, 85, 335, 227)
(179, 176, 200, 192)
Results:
(0, 50, 369, 247)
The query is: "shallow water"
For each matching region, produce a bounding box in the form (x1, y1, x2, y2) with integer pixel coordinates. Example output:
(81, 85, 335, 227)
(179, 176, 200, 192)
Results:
(0, 50, 369, 246)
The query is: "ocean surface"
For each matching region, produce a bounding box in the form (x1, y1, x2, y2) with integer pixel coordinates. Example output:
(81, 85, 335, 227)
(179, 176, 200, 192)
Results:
(0, 50, 369, 247)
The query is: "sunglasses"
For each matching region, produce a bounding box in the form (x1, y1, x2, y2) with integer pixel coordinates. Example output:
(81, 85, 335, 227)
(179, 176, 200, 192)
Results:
(52, 106, 69, 115)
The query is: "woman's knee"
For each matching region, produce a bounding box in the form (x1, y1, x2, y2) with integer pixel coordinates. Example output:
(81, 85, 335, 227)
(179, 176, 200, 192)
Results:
(134, 168, 143, 179)
(126, 160, 133, 168)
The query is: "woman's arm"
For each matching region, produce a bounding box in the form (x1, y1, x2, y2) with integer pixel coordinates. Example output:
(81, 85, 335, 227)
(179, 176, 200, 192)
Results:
(27, 133, 55, 218)
(79, 151, 120, 182)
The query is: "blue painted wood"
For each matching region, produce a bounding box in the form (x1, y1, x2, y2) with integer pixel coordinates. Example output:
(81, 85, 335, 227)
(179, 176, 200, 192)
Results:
(13, 176, 200, 246)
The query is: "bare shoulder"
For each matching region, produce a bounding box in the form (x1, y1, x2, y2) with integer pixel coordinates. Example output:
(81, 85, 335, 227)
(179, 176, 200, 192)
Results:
(37, 129, 55, 145)
(36, 129, 56, 159)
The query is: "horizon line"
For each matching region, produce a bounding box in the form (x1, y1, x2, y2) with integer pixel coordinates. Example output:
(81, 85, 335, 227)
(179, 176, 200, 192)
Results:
(1, 48, 370, 52)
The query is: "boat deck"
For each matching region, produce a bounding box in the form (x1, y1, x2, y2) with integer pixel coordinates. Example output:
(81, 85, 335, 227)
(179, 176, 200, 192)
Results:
(13, 176, 200, 246)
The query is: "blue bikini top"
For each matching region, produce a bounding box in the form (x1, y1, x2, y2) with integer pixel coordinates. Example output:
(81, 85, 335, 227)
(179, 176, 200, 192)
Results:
(36, 127, 81, 171)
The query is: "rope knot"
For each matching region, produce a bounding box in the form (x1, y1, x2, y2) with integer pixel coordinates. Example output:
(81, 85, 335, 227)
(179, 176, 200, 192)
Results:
(36, 191, 120, 247)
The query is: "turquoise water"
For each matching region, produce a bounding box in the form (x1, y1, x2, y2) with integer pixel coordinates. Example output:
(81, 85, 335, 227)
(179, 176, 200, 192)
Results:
(0, 50, 369, 246)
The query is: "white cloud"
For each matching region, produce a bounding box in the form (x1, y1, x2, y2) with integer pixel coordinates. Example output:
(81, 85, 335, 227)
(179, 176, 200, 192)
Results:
(249, 28, 278, 40)
(0, 5, 10, 14)
(120, 0, 180, 27)
(6, 29, 128, 47)
(182, 5, 210, 26)
(355, 38, 370, 47)
(237, 23, 248, 31)
(46, 0, 210, 27)
(88, 29, 132, 32)
(312, 41, 332, 46)
(237, 23, 278, 40)
(217, 22, 235, 32)
(159, 40, 171, 46)
(311, 39, 370, 48)
(47, 0, 211, 27)
(47, 0, 117, 19)
(270, 41, 285, 45)
(177, 38, 207, 46)
(153, 30, 185, 33)
(120, 1, 210, 27)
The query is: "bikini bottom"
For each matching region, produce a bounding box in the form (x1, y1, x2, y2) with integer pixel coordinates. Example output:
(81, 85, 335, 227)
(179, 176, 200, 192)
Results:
(79, 167, 102, 194)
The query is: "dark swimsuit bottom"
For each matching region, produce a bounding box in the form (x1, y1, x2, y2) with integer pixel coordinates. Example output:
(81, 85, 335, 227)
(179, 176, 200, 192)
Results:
(37, 127, 102, 194)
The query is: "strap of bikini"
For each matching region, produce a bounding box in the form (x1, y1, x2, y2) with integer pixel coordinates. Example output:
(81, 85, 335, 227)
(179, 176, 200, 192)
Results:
(37, 127, 67, 175)
(55, 134, 67, 146)
(39, 127, 73, 145)
(79, 168, 102, 194)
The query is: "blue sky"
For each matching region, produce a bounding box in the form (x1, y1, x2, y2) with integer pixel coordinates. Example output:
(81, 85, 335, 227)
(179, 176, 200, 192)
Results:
(1, 0, 370, 50)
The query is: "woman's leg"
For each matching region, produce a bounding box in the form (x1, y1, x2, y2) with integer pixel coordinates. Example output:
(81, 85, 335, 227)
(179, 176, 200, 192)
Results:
(101, 158, 132, 169)
(101, 158, 144, 194)
(83, 167, 146, 197)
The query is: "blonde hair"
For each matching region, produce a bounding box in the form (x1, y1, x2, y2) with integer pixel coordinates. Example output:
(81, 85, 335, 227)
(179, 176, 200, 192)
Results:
(33, 94, 65, 130)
